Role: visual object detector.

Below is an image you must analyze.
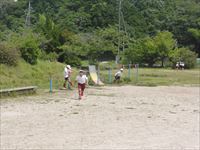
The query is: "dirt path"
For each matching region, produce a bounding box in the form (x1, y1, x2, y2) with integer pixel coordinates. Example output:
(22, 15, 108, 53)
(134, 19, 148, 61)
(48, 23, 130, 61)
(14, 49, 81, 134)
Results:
(1, 86, 199, 149)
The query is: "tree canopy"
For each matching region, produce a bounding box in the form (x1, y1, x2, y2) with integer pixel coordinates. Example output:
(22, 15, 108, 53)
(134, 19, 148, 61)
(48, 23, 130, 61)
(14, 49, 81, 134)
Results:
(0, 0, 199, 67)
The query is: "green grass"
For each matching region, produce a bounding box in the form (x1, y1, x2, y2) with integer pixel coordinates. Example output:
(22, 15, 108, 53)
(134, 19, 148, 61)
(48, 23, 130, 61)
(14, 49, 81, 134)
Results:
(0, 60, 199, 90)
(99, 68, 199, 86)
(0, 60, 79, 89)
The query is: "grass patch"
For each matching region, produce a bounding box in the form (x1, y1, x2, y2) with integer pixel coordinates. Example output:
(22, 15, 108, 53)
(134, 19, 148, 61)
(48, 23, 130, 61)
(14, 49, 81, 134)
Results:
(140, 73, 167, 77)
(0, 60, 199, 90)
(0, 60, 80, 90)
(99, 68, 199, 86)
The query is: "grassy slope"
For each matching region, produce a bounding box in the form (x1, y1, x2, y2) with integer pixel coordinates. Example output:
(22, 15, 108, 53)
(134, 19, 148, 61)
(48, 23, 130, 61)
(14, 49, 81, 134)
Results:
(0, 60, 199, 90)
(0, 60, 71, 89)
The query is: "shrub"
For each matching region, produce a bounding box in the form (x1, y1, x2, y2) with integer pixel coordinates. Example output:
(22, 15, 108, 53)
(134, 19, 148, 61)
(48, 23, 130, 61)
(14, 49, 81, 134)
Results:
(20, 40, 40, 65)
(39, 51, 58, 62)
(58, 50, 81, 67)
(9, 30, 44, 65)
(0, 43, 19, 66)
(19, 32, 43, 65)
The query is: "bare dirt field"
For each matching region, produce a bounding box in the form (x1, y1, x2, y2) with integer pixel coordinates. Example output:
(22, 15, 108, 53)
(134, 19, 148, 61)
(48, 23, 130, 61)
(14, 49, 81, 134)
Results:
(1, 86, 199, 149)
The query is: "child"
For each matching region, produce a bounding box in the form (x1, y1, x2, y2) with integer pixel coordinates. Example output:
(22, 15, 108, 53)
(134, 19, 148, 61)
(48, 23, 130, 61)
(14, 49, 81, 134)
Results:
(176, 62, 180, 70)
(114, 68, 123, 83)
(63, 65, 73, 89)
(76, 70, 88, 100)
(180, 61, 185, 70)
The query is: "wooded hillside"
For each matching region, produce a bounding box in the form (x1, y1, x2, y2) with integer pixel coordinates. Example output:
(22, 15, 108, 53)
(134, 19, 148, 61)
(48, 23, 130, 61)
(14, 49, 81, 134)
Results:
(0, 0, 199, 68)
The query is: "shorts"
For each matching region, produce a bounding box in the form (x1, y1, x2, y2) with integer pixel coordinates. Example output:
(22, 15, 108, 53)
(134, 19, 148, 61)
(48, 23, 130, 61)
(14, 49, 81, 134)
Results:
(78, 83, 86, 91)
(115, 76, 120, 80)
(65, 77, 69, 81)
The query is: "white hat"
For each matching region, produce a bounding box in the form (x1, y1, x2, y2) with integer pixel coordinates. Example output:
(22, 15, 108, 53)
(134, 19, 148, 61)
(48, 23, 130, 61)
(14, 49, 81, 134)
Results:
(120, 68, 123, 71)
(66, 65, 71, 69)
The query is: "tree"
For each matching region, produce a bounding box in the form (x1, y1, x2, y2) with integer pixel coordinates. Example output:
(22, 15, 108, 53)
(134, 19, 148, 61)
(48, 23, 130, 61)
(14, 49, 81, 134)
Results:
(123, 39, 144, 64)
(58, 45, 82, 66)
(0, 0, 199, 67)
(170, 0, 200, 55)
(169, 47, 197, 69)
(8, 29, 44, 65)
(36, 14, 61, 53)
(188, 28, 200, 56)
(123, 31, 176, 67)
(142, 37, 159, 67)
(0, 0, 26, 31)
(154, 31, 176, 67)
(123, 37, 158, 66)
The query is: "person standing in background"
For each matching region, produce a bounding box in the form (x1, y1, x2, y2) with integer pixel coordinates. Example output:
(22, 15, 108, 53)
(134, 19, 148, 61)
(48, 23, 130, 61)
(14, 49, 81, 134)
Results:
(63, 65, 73, 89)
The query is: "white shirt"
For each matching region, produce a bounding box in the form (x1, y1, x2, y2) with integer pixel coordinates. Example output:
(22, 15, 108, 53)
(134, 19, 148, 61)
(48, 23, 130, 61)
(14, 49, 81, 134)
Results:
(76, 75, 88, 84)
(64, 67, 69, 78)
(180, 62, 184, 67)
(83, 75, 88, 81)
(115, 71, 122, 77)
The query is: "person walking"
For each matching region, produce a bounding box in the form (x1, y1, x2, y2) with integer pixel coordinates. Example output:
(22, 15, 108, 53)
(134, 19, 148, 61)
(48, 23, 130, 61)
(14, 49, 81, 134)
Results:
(63, 65, 73, 89)
(75, 70, 88, 100)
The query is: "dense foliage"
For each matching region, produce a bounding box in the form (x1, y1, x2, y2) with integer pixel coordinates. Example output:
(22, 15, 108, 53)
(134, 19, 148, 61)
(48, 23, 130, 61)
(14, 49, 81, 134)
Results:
(0, 0, 199, 68)
(0, 42, 19, 66)
(169, 47, 197, 69)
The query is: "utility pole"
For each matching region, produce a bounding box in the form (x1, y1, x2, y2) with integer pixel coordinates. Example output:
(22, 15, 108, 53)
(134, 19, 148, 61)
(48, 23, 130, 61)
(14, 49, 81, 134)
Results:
(25, 1, 31, 28)
(118, 0, 121, 56)
(116, 0, 122, 64)
(117, 0, 128, 64)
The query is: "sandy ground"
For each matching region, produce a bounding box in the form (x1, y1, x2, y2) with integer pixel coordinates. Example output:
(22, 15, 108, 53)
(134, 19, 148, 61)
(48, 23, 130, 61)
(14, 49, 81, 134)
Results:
(0, 86, 199, 150)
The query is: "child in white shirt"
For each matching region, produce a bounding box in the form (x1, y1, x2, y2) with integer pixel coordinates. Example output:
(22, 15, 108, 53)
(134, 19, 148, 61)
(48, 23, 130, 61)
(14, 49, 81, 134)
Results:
(114, 68, 123, 82)
(76, 70, 88, 100)
(63, 65, 73, 89)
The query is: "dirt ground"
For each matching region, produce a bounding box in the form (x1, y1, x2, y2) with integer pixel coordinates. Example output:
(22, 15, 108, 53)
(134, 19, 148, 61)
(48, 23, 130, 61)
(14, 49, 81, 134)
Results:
(0, 86, 199, 149)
